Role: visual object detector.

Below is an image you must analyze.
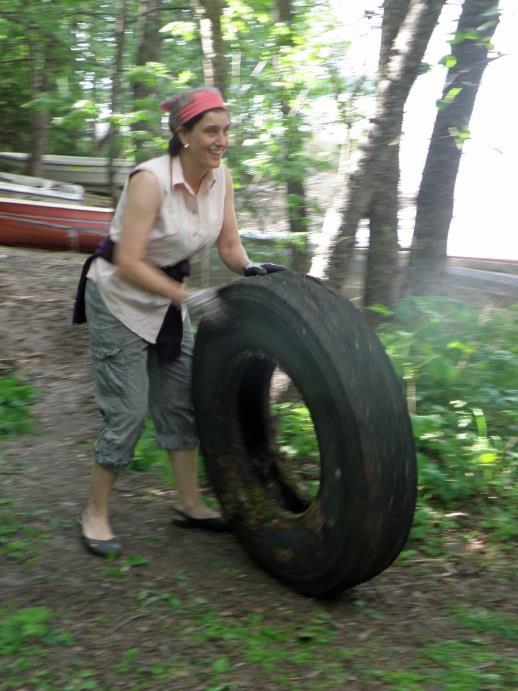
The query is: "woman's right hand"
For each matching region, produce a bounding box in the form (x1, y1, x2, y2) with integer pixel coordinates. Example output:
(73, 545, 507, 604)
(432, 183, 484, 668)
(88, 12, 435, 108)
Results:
(185, 288, 226, 322)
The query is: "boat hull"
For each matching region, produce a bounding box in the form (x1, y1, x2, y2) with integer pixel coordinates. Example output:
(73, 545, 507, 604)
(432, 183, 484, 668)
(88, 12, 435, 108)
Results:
(0, 197, 111, 252)
(0, 171, 85, 203)
(0, 152, 134, 192)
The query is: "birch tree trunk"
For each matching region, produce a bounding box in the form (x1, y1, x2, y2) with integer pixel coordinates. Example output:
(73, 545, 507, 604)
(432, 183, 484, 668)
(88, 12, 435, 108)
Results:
(406, 0, 500, 295)
(363, 0, 409, 309)
(313, 0, 446, 302)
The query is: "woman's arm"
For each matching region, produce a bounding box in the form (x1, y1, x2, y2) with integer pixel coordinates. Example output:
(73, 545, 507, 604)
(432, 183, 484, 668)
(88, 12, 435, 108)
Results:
(114, 171, 187, 306)
(216, 167, 250, 274)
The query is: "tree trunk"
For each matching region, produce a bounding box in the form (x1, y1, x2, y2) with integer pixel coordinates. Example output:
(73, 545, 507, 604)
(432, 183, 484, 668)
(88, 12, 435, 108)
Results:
(107, 0, 128, 203)
(131, 0, 162, 157)
(315, 0, 446, 296)
(363, 0, 409, 310)
(282, 102, 309, 236)
(364, 141, 401, 309)
(91, 80, 99, 154)
(196, 0, 227, 97)
(378, 0, 411, 74)
(134, 0, 162, 96)
(28, 109, 50, 177)
(276, 0, 309, 261)
(133, 0, 162, 101)
(406, 0, 500, 295)
(27, 41, 53, 177)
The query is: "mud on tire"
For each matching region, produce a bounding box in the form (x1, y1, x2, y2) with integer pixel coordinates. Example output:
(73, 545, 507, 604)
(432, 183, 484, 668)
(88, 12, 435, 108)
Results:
(193, 272, 416, 598)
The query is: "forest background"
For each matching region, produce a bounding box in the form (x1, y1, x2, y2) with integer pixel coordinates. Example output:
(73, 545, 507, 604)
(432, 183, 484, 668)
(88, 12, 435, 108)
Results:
(0, 0, 516, 307)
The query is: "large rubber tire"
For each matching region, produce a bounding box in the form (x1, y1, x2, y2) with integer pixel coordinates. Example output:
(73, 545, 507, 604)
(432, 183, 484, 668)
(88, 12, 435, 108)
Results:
(193, 272, 416, 597)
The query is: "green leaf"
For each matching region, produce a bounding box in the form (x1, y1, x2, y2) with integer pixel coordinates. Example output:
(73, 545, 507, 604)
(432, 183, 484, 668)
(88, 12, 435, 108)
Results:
(437, 87, 463, 110)
(211, 656, 231, 674)
(159, 21, 197, 40)
(367, 304, 394, 317)
(411, 414, 444, 439)
(440, 54, 457, 69)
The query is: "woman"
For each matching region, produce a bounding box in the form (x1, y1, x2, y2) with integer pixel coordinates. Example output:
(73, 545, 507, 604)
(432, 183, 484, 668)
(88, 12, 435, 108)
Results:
(73, 87, 284, 557)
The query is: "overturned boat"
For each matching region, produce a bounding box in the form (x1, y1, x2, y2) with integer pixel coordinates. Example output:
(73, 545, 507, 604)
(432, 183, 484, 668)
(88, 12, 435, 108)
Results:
(0, 171, 85, 203)
(0, 196, 111, 252)
(0, 152, 134, 193)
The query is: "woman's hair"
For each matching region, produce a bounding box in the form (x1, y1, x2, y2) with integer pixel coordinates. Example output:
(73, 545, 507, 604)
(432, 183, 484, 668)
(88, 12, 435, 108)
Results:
(168, 108, 226, 156)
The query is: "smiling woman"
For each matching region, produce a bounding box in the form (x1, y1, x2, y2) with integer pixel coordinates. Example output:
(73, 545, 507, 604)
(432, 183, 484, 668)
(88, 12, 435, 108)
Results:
(161, 87, 230, 178)
(173, 111, 230, 185)
(72, 86, 287, 558)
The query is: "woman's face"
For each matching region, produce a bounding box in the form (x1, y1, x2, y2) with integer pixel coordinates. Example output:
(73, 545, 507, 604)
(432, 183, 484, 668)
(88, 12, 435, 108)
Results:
(181, 110, 230, 171)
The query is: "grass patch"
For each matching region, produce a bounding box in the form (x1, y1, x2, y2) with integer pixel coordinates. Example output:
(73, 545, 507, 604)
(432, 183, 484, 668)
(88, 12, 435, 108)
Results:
(449, 605, 518, 642)
(419, 639, 516, 689)
(365, 638, 518, 690)
(0, 371, 37, 439)
(0, 606, 75, 687)
(0, 606, 53, 656)
(0, 499, 50, 562)
(184, 608, 342, 688)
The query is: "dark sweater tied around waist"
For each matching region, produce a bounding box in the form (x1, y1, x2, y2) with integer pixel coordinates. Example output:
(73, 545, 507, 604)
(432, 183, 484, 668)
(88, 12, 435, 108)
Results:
(72, 236, 190, 361)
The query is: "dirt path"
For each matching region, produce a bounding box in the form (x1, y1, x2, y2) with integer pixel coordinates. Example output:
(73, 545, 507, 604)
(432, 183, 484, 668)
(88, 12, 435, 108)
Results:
(0, 247, 516, 690)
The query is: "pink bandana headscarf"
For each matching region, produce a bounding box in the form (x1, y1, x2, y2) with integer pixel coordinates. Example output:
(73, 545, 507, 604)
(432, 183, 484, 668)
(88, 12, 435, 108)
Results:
(160, 87, 226, 131)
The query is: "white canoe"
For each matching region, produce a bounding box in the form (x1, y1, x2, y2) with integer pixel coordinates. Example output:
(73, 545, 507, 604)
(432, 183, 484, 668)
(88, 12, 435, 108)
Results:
(0, 171, 85, 202)
(0, 152, 134, 191)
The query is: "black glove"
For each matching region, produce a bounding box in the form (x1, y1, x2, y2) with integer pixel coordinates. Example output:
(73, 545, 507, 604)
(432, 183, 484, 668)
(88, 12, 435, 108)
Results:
(243, 261, 288, 277)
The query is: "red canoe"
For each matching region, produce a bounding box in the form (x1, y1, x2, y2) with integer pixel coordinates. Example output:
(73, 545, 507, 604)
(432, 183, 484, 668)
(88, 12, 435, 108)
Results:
(0, 196, 111, 252)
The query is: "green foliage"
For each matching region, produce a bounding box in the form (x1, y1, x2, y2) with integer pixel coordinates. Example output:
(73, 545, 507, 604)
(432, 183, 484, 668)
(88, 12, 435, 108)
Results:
(272, 402, 319, 464)
(0, 605, 77, 687)
(0, 0, 369, 229)
(129, 418, 169, 476)
(377, 298, 517, 550)
(267, 299, 518, 552)
(417, 639, 517, 689)
(448, 124, 471, 149)
(193, 609, 337, 673)
(440, 54, 457, 69)
(271, 401, 320, 497)
(0, 607, 51, 656)
(370, 638, 517, 690)
(219, 0, 360, 227)
(114, 648, 140, 673)
(378, 297, 516, 446)
(0, 498, 52, 562)
(449, 605, 518, 642)
(129, 419, 209, 491)
(0, 374, 37, 438)
(437, 86, 463, 110)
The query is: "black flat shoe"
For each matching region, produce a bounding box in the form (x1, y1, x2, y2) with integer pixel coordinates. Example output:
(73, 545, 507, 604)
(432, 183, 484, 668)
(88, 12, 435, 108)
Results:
(78, 516, 122, 557)
(172, 508, 231, 533)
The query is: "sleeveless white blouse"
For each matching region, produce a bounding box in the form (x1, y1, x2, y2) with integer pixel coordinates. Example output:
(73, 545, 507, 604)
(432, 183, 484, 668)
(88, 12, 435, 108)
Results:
(87, 154, 226, 343)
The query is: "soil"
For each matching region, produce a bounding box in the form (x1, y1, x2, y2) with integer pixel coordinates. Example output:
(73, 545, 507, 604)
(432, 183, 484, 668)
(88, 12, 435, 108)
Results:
(0, 246, 516, 690)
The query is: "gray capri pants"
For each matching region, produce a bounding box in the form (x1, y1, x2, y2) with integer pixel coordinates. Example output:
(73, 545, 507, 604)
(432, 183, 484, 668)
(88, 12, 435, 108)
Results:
(85, 279, 199, 473)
